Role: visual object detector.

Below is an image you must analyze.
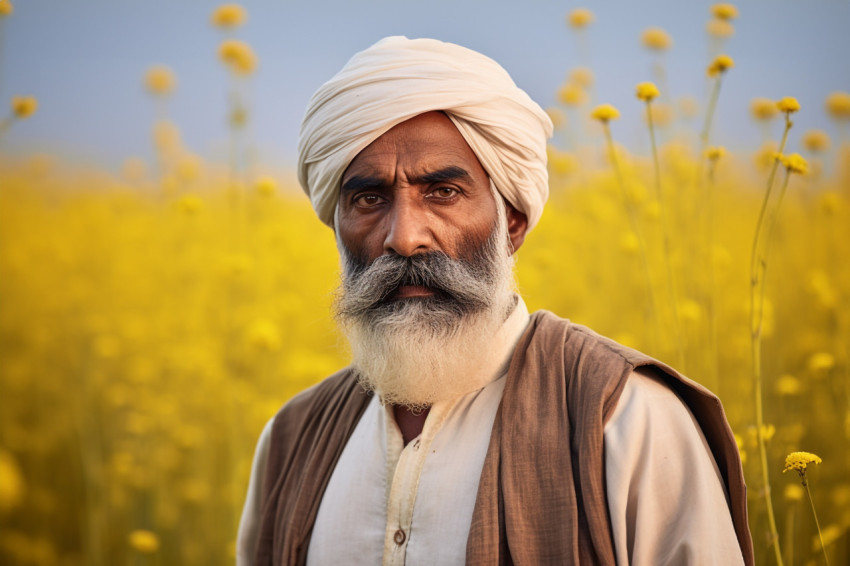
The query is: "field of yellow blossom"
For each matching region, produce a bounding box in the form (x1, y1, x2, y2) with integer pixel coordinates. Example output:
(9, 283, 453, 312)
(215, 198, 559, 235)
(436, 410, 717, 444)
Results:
(2, 2, 849, 565)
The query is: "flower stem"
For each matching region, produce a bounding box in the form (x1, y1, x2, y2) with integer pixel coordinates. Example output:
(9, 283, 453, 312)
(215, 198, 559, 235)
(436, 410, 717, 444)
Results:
(602, 123, 662, 350)
(805, 481, 831, 566)
(749, 114, 793, 566)
(646, 100, 683, 368)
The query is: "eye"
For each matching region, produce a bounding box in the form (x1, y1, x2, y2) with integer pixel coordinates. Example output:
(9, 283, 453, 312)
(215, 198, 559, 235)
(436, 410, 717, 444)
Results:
(352, 193, 385, 208)
(429, 186, 460, 200)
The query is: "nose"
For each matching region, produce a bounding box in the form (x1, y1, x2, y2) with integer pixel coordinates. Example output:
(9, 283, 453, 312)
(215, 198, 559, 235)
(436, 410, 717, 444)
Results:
(383, 197, 433, 257)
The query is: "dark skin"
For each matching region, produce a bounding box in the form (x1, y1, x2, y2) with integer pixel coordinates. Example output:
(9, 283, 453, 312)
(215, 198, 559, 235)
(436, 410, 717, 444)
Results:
(338, 111, 527, 444)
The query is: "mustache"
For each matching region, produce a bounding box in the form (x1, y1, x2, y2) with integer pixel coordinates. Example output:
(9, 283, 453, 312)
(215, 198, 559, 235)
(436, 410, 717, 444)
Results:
(336, 246, 501, 320)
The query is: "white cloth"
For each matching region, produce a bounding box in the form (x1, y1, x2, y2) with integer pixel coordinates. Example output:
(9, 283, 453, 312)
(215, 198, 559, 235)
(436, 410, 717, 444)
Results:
(236, 302, 744, 565)
(297, 36, 553, 231)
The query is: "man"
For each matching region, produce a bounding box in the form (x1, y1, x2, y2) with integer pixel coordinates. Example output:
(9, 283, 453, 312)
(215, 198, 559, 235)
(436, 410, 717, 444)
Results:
(237, 36, 753, 565)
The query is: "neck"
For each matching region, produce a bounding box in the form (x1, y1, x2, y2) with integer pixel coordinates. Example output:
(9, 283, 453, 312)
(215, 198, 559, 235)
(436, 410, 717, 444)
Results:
(393, 405, 431, 445)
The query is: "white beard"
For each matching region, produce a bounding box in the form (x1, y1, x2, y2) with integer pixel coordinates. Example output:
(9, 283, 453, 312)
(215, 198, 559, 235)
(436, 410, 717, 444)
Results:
(335, 205, 517, 411)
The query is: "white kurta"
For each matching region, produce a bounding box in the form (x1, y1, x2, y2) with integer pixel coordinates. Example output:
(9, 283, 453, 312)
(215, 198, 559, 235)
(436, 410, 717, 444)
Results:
(236, 299, 744, 565)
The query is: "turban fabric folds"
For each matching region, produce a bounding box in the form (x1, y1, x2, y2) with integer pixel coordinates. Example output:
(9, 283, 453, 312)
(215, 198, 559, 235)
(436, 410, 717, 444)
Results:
(297, 36, 554, 232)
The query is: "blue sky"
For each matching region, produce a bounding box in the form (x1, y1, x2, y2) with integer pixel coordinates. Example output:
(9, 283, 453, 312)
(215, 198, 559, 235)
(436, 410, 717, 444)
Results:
(2, 0, 848, 173)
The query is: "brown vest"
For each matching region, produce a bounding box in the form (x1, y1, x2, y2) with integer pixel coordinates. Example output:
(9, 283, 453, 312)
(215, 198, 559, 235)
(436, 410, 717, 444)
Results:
(254, 310, 754, 565)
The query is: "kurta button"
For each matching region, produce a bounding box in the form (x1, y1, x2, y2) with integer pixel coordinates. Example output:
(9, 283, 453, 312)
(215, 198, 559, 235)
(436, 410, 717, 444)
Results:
(393, 529, 406, 545)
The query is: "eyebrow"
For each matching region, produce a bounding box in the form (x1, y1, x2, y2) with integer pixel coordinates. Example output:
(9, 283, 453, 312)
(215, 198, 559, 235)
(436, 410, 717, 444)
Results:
(340, 166, 473, 194)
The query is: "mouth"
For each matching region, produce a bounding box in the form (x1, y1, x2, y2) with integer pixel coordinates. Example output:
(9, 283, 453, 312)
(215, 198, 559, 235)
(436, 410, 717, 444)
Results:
(390, 284, 436, 300)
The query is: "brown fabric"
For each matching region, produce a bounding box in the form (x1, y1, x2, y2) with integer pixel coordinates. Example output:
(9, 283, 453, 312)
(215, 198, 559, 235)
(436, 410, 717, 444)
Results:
(255, 310, 754, 566)
(467, 311, 754, 565)
(254, 368, 371, 566)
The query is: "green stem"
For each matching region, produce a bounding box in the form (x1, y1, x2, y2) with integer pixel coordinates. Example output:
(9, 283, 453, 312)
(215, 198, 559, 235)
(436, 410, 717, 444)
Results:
(647, 100, 683, 369)
(805, 481, 830, 566)
(749, 115, 793, 566)
(603, 122, 663, 351)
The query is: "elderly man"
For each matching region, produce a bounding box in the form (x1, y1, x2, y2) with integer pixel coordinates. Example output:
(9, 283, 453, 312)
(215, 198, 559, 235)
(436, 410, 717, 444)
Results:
(237, 37, 753, 565)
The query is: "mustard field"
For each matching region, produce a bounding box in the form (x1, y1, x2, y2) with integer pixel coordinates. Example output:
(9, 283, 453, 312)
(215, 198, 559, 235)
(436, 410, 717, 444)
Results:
(1, 2, 849, 565)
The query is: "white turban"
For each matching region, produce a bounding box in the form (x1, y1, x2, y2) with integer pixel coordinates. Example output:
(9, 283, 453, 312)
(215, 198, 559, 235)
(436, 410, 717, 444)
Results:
(297, 36, 553, 232)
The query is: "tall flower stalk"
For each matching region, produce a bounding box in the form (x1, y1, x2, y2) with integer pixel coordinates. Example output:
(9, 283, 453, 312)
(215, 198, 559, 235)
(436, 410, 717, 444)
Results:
(784, 452, 830, 566)
(593, 103, 662, 349)
(637, 82, 683, 367)
(750, 97, 800, 566)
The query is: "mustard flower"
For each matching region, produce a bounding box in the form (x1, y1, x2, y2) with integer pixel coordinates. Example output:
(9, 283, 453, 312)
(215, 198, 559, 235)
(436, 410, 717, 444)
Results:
(128, 529, 160, 553)
(591, 104, 620, 123)
(218, 39, 257, 75)
(707, 19, 734, 37)
(636, 82, 660, 102)
(783, 451, 822, 480)
(255, 176, 277, 196)
(641, 27, 672, 51)
(0, 0, 12, 17)
(706, 146, 726, 161)
(557, 83, 587, 107)
(707, 54, 734, 77)
(802, 129, 831, 153)
(0, 450, 24, 512)
(568, 67, 594, 88)
(782, 153, 808, 174)
(211, 4, 246, 29)
(567, 8, 594, 29)
(776, 96, 800, 114)
(11, 96, 38, 119)
(825, 91, 850, 120)
(750, 97, 778, 121)
(711, 3, 739, 21)
(144, 66, 177, 96)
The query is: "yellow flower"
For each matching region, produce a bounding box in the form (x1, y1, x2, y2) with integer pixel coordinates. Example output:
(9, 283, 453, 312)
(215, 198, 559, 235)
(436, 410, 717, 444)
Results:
(775, 374, 802, 396)
(591, 103, 620, 123)
(641, 27, 672, 51)
(247, 319, 281, 351)
(255, 176, 277, 196)
(636, 82, 660, 102)
(776, 96, 800, 114)
(128, 529, 160, 553)
(177, 195, 203, 215)
(706, 146, 726, 161)
(711, 3, 739, 20)
(0, 449, 25, 512)
(567, 8, 594, 29)
(706, 18, 735, 37)
(750, 97, 778, 121)
(0, 0, 13, 17)
(808, 352, 835, 372)
(784, 484, 805, 502)
(783, 451, 822, 476)
(825, 91, 850, 120)
(568, 67, 594, 88)
(781, 153, 808, 175)
(144, 66, 176, 96)
(707, 54, 734, 77)
(557, 83, 587, 107)
(11, 96, 38, 119)
(211, 4, 246, 28)
(218, 39, 257, 75)
(802, 129, 830, 153)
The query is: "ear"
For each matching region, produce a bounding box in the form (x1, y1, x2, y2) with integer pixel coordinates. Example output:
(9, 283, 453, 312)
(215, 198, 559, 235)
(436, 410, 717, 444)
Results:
(505, 202, 528, 254)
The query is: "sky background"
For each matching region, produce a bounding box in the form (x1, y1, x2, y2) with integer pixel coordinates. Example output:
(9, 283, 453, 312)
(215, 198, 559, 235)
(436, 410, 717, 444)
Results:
(2, 0, 848, 176)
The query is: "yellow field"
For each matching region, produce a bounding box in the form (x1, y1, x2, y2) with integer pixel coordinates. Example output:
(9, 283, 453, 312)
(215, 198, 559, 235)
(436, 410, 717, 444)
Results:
(2, 3, 849, 565)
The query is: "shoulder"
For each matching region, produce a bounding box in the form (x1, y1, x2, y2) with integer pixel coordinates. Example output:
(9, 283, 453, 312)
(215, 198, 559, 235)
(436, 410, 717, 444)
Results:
(272, 367, 364, 430)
